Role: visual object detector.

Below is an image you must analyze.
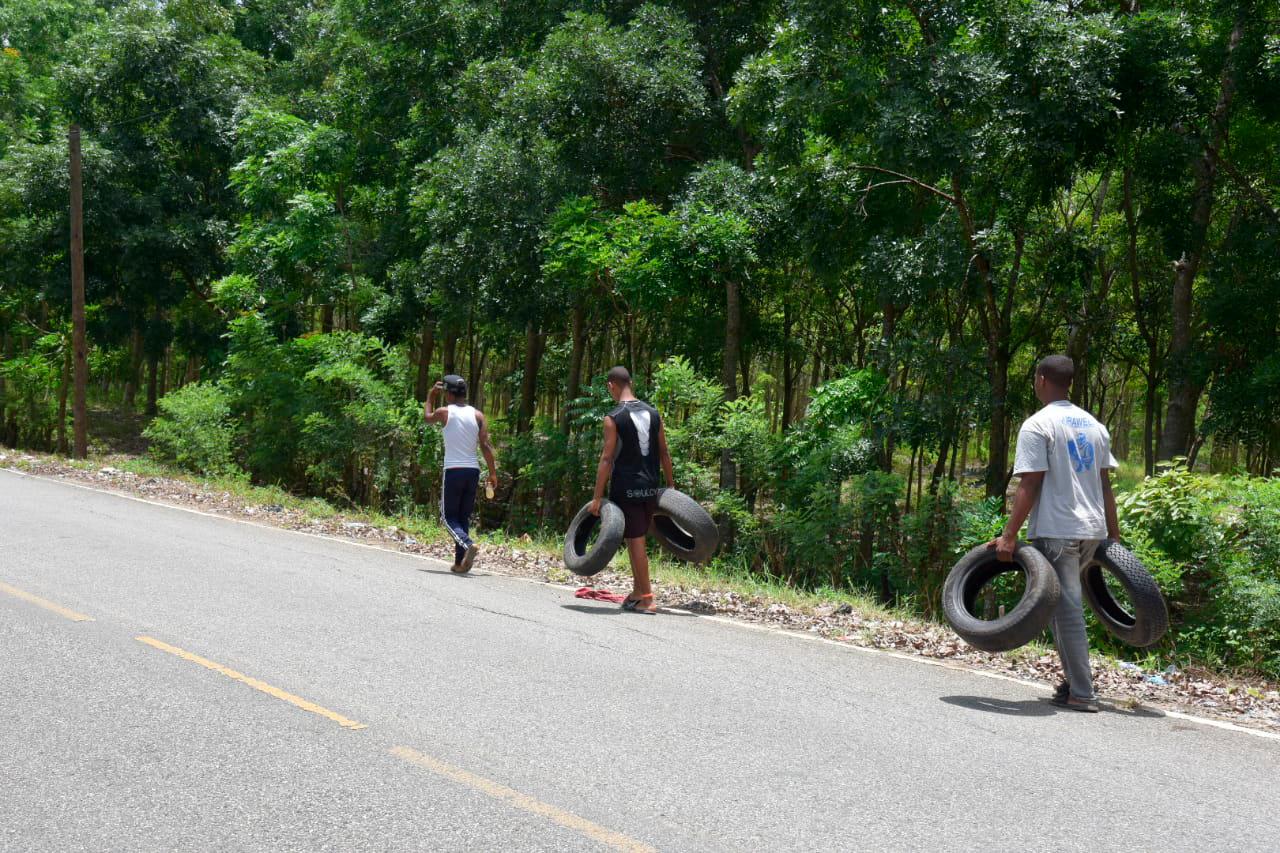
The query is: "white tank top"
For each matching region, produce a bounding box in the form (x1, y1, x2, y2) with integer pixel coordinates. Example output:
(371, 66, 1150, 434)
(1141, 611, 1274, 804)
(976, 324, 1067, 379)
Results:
(442, 404, 480, 470)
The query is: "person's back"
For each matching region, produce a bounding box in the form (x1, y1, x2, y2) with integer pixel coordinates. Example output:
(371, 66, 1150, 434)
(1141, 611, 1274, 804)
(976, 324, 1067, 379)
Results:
(1016, 400, 1113, 540)
(442, 402, 480, 471)
(607, 399, 662, 503)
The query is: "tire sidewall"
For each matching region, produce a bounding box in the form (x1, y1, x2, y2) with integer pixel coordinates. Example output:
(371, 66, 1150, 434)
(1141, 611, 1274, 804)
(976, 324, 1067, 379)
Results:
(942, 541, 1060, 653)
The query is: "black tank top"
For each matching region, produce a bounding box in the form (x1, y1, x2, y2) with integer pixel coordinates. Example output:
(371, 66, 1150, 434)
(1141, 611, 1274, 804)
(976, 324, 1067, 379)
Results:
(608, 400, 662, 502)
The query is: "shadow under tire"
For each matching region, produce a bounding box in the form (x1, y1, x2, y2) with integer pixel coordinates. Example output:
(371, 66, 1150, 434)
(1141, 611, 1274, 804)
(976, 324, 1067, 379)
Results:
(563, 500, 625, 577)
(1082, 539, 1169, 648)
(943, 541, 1060, 653)
(650, 488, 719, 564)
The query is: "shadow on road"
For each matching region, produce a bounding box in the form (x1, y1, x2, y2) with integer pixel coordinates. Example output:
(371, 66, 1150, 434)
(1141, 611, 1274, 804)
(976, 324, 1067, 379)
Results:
(939, 695, 1057, 716)
(1101, 702, 1165, 720)
(560, 603, 697, 618)
(416, 568, 478, 578)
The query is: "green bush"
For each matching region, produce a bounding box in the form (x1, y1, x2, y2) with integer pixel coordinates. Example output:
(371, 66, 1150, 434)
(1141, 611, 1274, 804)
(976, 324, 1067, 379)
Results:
(144, 383, 238, 476)
(0, 332, 64, 450)
(1113, 467, 1280, 676)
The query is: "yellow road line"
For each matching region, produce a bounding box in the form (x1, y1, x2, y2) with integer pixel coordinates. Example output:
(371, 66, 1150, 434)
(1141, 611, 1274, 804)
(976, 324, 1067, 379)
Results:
(0, 581, 94, 622)
(135, 636, 367, 731)
(390, 745, 655, 852)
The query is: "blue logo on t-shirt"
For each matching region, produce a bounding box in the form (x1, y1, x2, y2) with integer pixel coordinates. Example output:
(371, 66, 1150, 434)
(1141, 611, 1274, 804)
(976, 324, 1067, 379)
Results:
(1067, 431, 1096, 473)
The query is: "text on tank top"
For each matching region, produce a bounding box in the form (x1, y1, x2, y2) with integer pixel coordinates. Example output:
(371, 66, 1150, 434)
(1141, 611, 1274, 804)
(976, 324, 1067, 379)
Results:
(609, 400, 661, 501)
(442, 404, 480, 469)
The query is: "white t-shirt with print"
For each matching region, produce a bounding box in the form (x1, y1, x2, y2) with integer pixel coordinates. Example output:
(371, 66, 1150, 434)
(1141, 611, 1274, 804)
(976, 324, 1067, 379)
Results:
(1013, 400, 1118, 539)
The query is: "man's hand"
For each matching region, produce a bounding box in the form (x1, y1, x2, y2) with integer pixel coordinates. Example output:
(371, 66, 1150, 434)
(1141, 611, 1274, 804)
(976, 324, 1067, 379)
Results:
(589, 497, 602, 516)
(487, 472, 498, 492)
(987, 532, 1018, 562)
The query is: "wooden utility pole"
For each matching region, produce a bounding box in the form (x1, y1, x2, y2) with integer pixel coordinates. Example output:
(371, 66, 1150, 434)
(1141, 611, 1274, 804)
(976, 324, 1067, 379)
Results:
(69, 124, 88, 458)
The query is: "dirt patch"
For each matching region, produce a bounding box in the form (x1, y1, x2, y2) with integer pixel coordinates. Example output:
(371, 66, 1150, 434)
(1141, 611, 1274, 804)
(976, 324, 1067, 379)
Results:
(4, 450, 1278, 736)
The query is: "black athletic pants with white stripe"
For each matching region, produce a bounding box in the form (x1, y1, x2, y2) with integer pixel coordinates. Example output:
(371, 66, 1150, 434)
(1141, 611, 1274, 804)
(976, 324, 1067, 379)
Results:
(441, 468, 479, 564)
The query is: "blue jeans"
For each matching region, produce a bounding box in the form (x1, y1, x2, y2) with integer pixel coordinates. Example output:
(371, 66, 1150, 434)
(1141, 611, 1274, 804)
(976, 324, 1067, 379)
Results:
(1033, 538, 1103, 701)
(441, 468, 479, 564)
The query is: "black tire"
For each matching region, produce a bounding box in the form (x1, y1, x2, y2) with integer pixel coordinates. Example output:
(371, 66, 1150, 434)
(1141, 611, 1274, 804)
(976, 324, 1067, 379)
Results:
(942, 541, 1061, 653)
(563, 500, 625, 577)
(650, 488, 720, 564)
(1082, 540, 1169, 648)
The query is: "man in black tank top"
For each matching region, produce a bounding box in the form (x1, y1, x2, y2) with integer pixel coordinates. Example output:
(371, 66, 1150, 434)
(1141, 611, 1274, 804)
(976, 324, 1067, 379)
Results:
(590, 366, 674, 614)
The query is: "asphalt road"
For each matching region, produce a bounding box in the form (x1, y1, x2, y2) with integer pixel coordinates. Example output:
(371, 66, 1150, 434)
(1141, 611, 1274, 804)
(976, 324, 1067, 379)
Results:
(2, 468, 1277, 852)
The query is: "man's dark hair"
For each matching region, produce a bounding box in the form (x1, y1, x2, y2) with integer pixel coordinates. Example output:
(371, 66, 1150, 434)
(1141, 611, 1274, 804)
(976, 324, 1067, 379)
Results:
(607, 365, 632, 387)
(1036, 355, 1075, 389)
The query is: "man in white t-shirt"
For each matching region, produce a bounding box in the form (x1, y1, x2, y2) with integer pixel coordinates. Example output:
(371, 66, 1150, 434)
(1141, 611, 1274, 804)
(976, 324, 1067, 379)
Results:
(989, 355, 1121, 712)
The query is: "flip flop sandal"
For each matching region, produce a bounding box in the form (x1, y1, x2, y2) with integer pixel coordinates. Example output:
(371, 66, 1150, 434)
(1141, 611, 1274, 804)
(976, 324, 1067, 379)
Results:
(621, 593, 656, 615)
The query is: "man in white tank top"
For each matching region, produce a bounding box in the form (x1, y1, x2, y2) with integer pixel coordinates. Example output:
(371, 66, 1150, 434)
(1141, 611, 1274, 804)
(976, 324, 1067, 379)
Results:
(425, 375, 498, 573)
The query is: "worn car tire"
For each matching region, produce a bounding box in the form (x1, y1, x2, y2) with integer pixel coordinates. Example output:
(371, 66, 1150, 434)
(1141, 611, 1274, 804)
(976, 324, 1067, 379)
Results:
(650, 488, 720, 564)
(1082, 540, 1169, 648)
(942, 541, 1061, 653)
(563, 500, 625, 577)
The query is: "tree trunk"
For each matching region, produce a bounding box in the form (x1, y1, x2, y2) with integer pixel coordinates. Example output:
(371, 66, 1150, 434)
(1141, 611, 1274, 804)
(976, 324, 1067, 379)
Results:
(930, 432, 952, 495)
(57, 343, 71, 454)
(1159, 14, 1244, 461)
(160, 348, 171, 399)
(145, 354, 160, 417)
(877, 304, 900, 470)
(719, 279, 741, 491)
(124, 325, 143, 410)
(516, 322, 545, 434)
(0, 329, 7, 408)
(443, 328, 459, 375)
(905, 443, 918, 513)
(469, 341, 486, 410)
(414, 322, 435, 402)
(1152, 376, 1162, 473)
(411, 320, 436, 507)
(985, 343, 1011, 501)
(781, 302, 794, 432)
(563, 301, 586, 437)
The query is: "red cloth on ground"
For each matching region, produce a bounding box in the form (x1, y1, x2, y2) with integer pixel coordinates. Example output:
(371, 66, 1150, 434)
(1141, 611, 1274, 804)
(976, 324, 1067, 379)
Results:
(574, 587, 628, 604)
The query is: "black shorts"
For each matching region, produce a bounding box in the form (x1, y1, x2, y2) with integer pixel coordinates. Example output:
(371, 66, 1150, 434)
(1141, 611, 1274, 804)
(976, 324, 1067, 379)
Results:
(616, 498, 657, 540)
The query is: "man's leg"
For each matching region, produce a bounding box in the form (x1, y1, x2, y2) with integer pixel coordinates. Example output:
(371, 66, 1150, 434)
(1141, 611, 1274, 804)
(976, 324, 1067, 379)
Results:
(626, 536, 652, 598)
(440, 469, 470, 565)
(619, 500, 656, 612)
(1038, 538, 1095, 702)
(457, 470, 480, 571)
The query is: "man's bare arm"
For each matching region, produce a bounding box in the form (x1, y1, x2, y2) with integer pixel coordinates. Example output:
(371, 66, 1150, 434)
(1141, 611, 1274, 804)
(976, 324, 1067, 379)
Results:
(657, 420, 674, 488)
(477, 411, 498, 488)
(424, 383, 449, 426)
(590, 416, 618, 515)
(1101, 468, 1121, 540)
(989, 471, 1045, 561)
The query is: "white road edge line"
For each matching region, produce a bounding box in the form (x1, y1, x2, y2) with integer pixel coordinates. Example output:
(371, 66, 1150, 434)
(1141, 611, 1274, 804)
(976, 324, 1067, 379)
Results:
(5, 465, 1277, 743)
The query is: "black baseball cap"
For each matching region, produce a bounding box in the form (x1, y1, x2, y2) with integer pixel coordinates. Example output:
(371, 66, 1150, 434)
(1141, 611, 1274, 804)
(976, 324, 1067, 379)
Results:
(442, 374, 467, 395)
